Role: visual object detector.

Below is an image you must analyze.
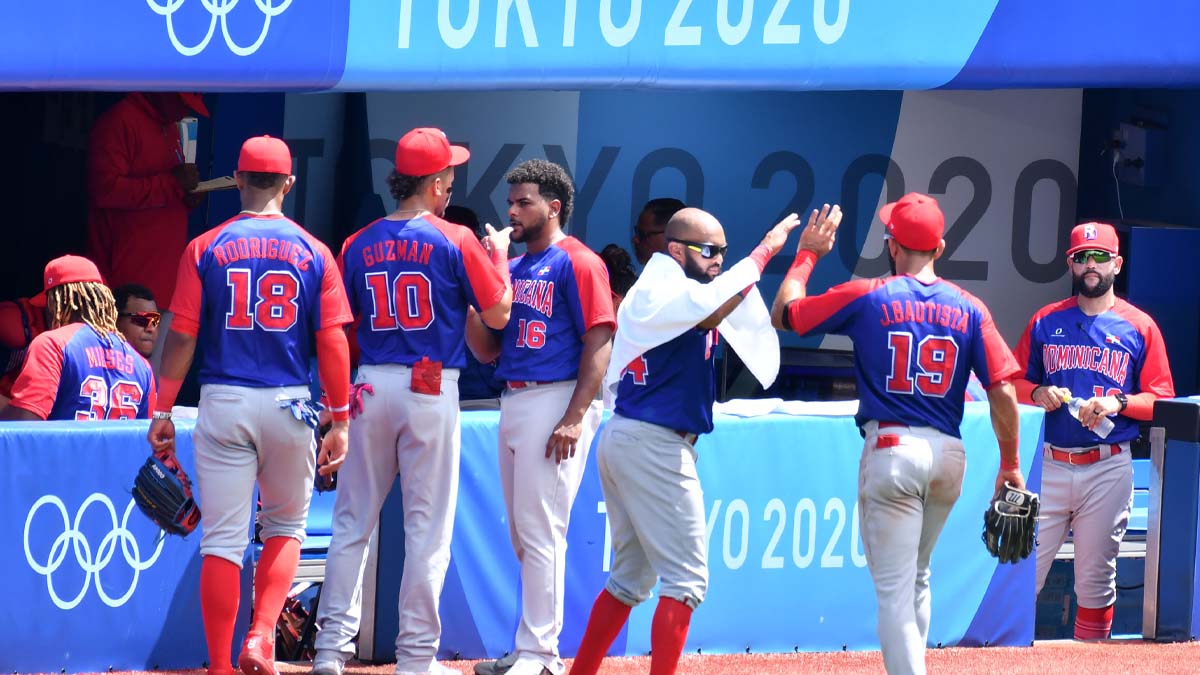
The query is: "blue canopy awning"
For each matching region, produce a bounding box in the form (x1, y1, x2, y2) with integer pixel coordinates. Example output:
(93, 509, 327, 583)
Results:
(3, 1, 1197, 92)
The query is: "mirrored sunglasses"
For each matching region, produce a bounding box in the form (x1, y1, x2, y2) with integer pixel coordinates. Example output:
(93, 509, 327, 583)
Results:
(1071, 249, 1112, 265)
(119, 311, 161, 328)
(669, 238, 728, 259)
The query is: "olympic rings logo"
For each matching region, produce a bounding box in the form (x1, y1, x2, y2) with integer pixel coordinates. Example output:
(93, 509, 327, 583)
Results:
(145, 0, 292, 57)
(23, 493, 165, 610)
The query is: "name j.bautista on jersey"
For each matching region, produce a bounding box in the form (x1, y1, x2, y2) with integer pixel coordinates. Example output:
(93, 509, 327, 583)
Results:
(212, 236, 315, 271)
(878, 299, 970, 334)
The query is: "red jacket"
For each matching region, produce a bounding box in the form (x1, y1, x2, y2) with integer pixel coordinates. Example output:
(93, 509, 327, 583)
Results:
(87, 93, 189, 305)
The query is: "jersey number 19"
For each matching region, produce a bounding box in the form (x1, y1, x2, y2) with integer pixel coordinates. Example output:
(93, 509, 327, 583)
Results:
(885, 331, 958, 398)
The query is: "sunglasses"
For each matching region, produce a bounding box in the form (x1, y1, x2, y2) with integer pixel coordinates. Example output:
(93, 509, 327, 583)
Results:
(1071, 249, 1113, 265)
(669, 238, 728, 259)
(119, 311, 161, 328)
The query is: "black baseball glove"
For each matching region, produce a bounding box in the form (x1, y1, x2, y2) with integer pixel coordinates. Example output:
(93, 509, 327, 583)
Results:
(982, 482, 1039, 564)
(132, 452, 201, 537)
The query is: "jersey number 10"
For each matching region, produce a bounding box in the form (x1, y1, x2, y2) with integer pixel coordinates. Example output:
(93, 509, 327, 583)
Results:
(885, 332, 959, 398)
(364, 271, 435, 331)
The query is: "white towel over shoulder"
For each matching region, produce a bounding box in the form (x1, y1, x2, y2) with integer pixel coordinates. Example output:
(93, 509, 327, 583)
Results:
(604, 252, 780, 402)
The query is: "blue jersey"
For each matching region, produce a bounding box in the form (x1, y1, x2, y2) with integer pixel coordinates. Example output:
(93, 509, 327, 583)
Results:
(785, 275, 1020, 438)
(616, 327, 719, 435)
(494, 236, 615, 382)
(1015, 297, 1175, 446)
(340, 214, 507, 368)
(9, 323, 156, 421)
(170, 214, 352, 388)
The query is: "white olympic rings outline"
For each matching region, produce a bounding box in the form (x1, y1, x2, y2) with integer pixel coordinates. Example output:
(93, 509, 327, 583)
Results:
(145, 0, 293, 57)
(23, 493, 165, 610)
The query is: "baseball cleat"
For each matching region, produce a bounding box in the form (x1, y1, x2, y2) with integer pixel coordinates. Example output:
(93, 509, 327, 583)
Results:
(237, 630, 277, 675)
(473, 652, 517, 675)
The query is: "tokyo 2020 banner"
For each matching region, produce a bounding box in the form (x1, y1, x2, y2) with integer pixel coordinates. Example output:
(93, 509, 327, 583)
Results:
(1, 1, 1199, 90)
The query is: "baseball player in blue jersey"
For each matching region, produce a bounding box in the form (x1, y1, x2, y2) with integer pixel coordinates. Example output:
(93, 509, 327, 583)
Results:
(147, 136, 353, 675)
(0, 255, 156, 421)
(1014, 221, 1174, 640)
(570, 207, 800, 675)
(468, 159, 616, 675)
(772, 195, 1024, 675)
(311, 128, 512, 675)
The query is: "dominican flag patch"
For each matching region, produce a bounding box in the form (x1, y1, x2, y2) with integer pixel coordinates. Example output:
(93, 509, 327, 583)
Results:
(1105, 334, 1121, 345)
(537, 265, 552, 276)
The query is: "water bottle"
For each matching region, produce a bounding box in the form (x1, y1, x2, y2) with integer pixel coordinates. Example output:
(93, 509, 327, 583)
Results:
(1063, 394, 1115, 438)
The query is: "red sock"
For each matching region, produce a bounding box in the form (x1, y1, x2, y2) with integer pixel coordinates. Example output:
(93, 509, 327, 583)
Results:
(201, 555, 241, 672)
(649, 597, 693, 675)
(1075, 604, 1114, 640)
(570, 590, 633, 675)
(251, 537, 301, 636)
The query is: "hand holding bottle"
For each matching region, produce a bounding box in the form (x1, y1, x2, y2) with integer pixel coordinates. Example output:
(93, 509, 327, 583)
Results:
(1063, 393, 1116, 438)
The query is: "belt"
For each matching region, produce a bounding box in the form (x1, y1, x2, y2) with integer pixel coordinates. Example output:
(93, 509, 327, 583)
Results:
(674, 430, 699, 445)
(1045, 444, 1123, 466)
(507, 380, 556, 390)
(878, 422, 908, 429)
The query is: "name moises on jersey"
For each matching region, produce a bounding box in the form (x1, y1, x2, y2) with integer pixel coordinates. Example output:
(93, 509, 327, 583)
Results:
(84, 345, 137, 374)
(879, 300, 969, 334)
(214, 237, 315, 271)
(513, 278, 554, 317)
(359, 238, 435, 268)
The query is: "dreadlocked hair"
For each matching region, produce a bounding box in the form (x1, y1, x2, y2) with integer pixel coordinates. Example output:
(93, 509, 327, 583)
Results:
(47, 281, 123, 341)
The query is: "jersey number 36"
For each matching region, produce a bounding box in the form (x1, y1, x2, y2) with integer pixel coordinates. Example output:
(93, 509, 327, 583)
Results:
(885, 331, 959, 398)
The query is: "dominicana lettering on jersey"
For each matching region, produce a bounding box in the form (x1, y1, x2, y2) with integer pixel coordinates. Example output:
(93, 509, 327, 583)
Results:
(513, 278, 555, 317)
(1041, 344, 1130, 383)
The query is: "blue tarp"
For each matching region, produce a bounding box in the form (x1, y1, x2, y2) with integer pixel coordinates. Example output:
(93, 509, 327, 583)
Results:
(2, 1, 1198, 91)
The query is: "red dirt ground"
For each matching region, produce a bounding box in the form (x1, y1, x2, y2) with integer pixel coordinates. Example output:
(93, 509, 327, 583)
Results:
(50, 639, 1200, 675)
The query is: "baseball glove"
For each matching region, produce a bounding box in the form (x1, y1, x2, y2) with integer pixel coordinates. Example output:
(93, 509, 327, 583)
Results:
(132, 453, 201, 537)
(982, 482, 1039, 564)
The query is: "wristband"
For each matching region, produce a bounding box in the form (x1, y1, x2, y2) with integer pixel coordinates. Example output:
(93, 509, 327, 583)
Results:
(156, 376, 183, 413)
(785, 249, 817, 285)
(152, 411, 173, 420)
(748, 244, 772, 274)
(488, 246, 511, 286)
(998, 438, 1020, 471)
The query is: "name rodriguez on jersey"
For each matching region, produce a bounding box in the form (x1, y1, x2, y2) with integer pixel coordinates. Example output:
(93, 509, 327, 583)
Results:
(212, 236, 316, 271)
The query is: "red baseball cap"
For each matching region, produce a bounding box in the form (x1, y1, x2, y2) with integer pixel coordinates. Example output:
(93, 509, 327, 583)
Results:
(178, 93, 209, 117)
(1067, 222, 1120, 256)
(394, 127, 470, 177)
(238, 135, 292, 175)
(30, 255, 105, 307)
(879, 192, 945, 252)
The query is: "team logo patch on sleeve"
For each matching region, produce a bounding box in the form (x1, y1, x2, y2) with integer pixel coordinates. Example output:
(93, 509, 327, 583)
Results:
(1105, 334, 1121, 345)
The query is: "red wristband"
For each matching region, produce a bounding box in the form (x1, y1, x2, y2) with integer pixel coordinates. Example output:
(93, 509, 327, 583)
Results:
(156, 376, 183, 413)
(489, 247, 511, 287)
(748, 244, 772, 274)
(998, 438, 1020, 471)
(785, 249, 817, 285)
